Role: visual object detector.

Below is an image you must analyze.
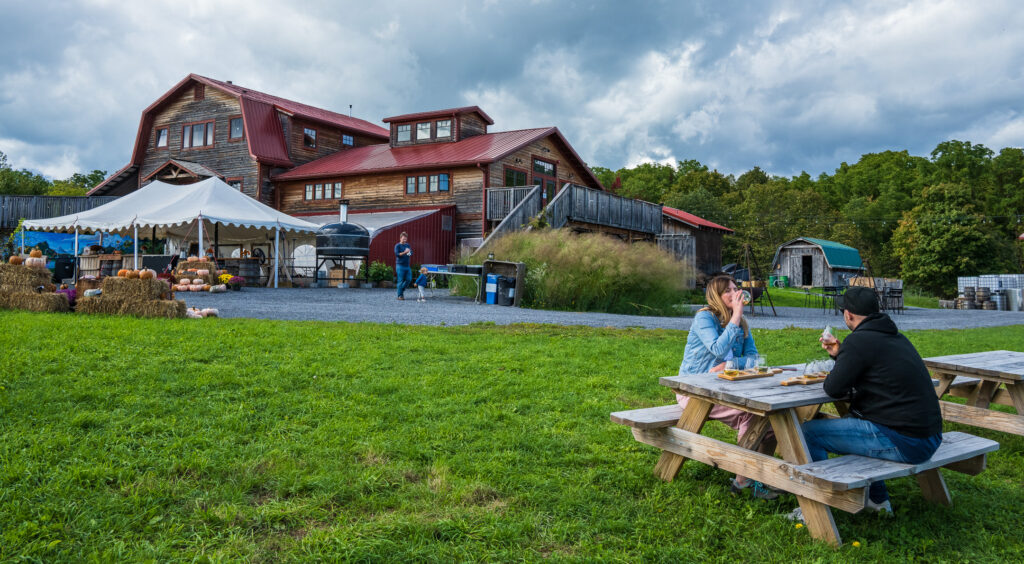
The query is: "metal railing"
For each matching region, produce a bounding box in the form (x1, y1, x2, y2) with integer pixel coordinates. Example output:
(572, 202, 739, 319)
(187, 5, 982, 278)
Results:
(485, 186, 538, 220)
(1, 195, 118, 228)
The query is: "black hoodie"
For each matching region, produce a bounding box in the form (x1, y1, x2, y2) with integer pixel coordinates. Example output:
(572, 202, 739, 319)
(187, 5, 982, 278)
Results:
(824, 313, 943, 438)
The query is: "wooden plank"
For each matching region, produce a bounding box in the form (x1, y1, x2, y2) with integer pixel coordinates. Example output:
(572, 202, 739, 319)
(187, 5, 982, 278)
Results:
(916, 469, 951, 505)
(939, 400, 1024, 434)
(768, 409, 841, 546)
(943, 454, 987, 476)
(737, 415, 773, 451)
(609, 404, 682, 430)
(945, 386, 1014, 407)
(924, 351, 1024, 381)
(653, 398, 713, 481)
(792, 432, 998, 488)
(967, 380, 1000, 409)
(934, 373, 957, 398)
(632, 427, 867, 513)
(1007, 383, 1024, 415)
(661, 372, 834, 412)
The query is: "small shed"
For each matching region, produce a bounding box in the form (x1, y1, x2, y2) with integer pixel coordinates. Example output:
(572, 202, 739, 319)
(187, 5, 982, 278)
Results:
(771, 237, 864, 287)
(659, 206, 733, 277)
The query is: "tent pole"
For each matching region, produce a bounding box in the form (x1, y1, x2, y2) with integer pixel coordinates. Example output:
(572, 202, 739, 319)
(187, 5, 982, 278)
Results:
(73, 228, 79, 280)
(21, 228, 25, 254)
(198, 215, 204, 258)
(133, 224, 139, 269)
(274, 227, 280, 289)
(215, 223, 219, 260)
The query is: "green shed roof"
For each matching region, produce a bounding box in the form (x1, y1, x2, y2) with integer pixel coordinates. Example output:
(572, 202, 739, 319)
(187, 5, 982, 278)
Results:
(772, 237, 864, 271)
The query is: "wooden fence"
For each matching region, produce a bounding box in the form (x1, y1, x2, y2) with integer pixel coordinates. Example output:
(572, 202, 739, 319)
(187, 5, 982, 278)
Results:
(1, 195, 117, 228)
(548, 184, 662, 235)
(657, 233, 697, 288)
(475, 185, 543, 252)
(486, 186, 537, 220)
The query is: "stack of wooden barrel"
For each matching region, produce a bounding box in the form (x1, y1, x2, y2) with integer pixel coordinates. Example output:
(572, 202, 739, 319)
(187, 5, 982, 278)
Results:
(957, 286, 998, 310)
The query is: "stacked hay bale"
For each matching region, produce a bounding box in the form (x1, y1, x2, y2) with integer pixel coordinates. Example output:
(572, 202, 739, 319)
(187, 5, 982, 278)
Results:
(0, 261, 71, 313)
(173, 257, 223, 292)
(77, 275, 185, 318)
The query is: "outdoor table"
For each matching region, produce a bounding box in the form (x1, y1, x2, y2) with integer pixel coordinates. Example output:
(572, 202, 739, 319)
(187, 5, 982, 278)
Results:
(421, 265, 482, 303)
(925, 350, 1024, 435)
(652, 367, 855, 544)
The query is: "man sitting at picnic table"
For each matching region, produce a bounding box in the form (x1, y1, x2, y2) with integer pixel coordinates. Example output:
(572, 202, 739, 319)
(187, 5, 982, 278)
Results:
(790, 286, 943, 521)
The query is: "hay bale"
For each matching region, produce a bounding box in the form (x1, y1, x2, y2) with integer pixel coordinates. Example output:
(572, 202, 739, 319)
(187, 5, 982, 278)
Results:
(75, 278, 102, 291)
(0, 290, 71, 313)
(176, 258, 219, 272)
(101, 277, 171, 300)
(0, 263, 52, 293)
(77, 296, 185, 319)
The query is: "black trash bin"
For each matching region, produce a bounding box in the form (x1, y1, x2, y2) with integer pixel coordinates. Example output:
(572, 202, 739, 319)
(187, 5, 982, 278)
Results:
(497, 276, 515, 306)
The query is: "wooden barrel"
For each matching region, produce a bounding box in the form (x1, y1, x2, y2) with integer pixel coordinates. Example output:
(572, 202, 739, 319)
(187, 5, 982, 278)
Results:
(237, 258, 260, 282)
(983, 301, 997, 310)
(976, 287, 990, 302)
(963, 286, 976, 299)
(99, 260, 118, 276)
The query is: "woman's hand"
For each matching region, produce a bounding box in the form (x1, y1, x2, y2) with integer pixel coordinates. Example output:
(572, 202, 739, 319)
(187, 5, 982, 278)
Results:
(729, 290, 745, 324)
(710, 362, 726, 373)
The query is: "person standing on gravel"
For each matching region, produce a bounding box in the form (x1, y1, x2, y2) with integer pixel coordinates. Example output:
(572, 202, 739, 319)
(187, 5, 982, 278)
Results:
(394, 232, 413, 300)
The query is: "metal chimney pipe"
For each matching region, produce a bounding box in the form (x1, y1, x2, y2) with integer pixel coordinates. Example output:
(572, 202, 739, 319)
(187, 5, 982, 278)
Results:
(339, 199, 349, 223)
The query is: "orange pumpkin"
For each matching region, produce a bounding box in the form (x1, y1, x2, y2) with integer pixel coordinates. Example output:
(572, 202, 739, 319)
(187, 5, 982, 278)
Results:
(139, 269, 157, 280)
(187, 256, 199, 262)
(117, 269, 129, 277)
(126, 270, 140, 279)
(198, 256, 209, 262)
(29, 249, 43, 258)
(8, 256, 23, 265)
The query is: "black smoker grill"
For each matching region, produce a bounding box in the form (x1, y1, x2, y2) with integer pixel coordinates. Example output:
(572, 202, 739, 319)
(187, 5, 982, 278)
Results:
(315, 200, 370, 286)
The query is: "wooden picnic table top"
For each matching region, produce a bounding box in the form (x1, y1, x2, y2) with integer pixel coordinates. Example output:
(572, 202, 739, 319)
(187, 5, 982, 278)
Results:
(923, 350, 1024, 382)
(660, 364, 836, 413)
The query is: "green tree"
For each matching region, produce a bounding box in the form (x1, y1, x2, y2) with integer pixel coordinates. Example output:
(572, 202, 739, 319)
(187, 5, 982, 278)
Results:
(891, 183, 1014, 297)
(616, 162, 675, 203)
(48, 170, 106, 196)
(0, 151, 50, 195)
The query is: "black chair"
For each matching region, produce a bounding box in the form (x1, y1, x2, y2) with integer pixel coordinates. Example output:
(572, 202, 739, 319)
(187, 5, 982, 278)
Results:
(886, 288, 904, 314)
(822, 286, 841, 314)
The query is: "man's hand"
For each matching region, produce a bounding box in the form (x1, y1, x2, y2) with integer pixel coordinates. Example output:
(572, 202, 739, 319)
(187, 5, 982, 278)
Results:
(820, 336, 840, 357)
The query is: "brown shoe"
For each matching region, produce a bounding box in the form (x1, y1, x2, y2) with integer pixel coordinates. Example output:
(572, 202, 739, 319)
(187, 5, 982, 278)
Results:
(397, 296, 404, 300)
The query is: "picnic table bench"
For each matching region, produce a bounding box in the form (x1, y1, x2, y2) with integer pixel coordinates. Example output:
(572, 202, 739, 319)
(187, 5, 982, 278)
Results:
(925, 351, 1024, 436)
(611, 366, 999, 546)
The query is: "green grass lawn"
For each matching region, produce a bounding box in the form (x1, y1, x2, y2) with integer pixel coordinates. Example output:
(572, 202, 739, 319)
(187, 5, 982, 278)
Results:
(759, 287, 940, 309)
(1, 311, 1021, 561)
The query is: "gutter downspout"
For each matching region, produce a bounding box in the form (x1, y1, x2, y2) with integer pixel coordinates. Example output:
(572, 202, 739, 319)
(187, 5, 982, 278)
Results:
(477, 162, 489, 240)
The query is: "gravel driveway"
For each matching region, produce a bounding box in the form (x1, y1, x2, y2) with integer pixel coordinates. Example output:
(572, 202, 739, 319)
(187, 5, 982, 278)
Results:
(181, 287, 1024, 330)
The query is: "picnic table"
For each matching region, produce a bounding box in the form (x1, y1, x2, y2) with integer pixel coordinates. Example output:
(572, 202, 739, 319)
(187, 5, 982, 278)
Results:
(611, 366, 998, 546)
(925, 350, 1024, 435)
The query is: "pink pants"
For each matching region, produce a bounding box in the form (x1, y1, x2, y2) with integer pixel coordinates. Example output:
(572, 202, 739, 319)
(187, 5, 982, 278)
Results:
(675, 393, 767, 439)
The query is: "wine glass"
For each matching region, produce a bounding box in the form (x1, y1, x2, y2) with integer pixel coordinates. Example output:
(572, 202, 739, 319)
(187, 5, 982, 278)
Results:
(757, 355, 767, 370)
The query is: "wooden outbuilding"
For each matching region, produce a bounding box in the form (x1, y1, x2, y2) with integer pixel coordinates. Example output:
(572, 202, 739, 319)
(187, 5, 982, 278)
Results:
(771, 237, 865, 287)
(659, 206, 733, 278)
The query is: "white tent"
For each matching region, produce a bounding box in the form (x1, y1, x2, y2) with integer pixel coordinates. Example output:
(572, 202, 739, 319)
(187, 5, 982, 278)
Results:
(22, 177, 321, 287)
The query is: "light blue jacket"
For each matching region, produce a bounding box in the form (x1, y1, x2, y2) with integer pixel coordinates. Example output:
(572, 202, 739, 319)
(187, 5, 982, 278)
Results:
(679, 309, 758, 375)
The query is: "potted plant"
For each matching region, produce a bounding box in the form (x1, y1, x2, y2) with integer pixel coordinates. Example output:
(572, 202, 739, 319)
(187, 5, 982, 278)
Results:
(368, 261, 395, 288)
(228, 276, 245, 290)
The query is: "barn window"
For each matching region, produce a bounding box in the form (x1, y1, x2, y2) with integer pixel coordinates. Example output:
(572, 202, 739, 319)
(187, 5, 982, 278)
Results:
(406, 176, 416, 194)
(182, 120, 214, 149)
(226, 177, 243, 191)
(504, 168, 528, 186)
(305, 184, 313, 200)
(397, 124, 411, 142)
(429, 175, 439, 192)
(315, 184, 323, 199)
(439, 173, 449, 191)
(342, 134, 354, 146)
(333, 182, 343, 198)
(155, 127, 168, 148)
(303, 128, 317, 148)
(436, 120, 451, 138)
(418, 175, 428, 193)
(229, 117, 244, 140)
(416, 122, 431, 140)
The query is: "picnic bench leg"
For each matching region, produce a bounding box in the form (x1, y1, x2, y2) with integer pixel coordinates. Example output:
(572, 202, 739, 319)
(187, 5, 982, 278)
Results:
(916, 469, 951, 506)
(737, 415, 775, 453)
(769, 409, 842, 547)
(653, 398, 713, 482)
(933, 373, 955, 398)
(1006, 383, 1024, 415)
(968, 380, 1000, 410)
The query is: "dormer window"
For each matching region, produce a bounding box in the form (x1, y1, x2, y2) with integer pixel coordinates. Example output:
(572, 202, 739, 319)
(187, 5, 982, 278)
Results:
(303, 128, 317, 148)
(397, 124, 411, 142)
(436, 120, 451, 138)
(342, 134, 354, 146)
(416, 122, 431, 140)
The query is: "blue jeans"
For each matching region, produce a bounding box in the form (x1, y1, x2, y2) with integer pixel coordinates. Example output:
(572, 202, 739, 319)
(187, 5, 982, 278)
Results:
(802, 417, 941, 504)
(396, 265, 411, 297)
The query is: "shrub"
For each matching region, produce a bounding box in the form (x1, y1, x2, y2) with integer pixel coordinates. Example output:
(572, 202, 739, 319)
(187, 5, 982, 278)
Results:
(462, 230, 693, 315)
(367, 261, 395, 283)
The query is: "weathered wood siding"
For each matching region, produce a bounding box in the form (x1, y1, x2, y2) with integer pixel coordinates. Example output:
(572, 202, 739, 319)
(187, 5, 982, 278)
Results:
(276, 166, 485, 239)
(143, 88, 260, 197)
(487, 135, 597, 201)
(458, 114, 487, 139)
(1, 195, 118, 228)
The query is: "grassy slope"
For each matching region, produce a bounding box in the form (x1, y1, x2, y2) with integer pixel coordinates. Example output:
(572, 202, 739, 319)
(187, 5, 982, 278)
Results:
(0, 311, 1021, 562)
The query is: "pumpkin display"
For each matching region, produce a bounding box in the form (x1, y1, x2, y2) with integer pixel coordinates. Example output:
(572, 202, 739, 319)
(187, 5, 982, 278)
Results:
(190, 284, 203, 292)
(29, 249, 43, 258)
(126, 270, 140, 279)
(198, 256, 209, 262)
(192, 278, 204, 285)
(196, 269, 210, 276)
(117, 269, 129, 277)
(201, 284, 211, 292)
(8, 256, 23, 265)
(201, 308, 219, 318)
(139, 269, 157, 280)
(25, 257, 47, 268)
(187, 256, 199, 262)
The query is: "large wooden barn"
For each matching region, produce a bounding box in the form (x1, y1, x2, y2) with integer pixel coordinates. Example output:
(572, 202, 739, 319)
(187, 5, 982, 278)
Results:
(771, 237, 865, 287)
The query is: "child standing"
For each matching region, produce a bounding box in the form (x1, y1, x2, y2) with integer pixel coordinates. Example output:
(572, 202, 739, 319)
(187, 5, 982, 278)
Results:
(414, 267, 429, 302)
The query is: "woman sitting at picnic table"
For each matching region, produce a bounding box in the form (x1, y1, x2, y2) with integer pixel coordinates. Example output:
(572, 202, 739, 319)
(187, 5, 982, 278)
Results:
(677, 275, 780, 500)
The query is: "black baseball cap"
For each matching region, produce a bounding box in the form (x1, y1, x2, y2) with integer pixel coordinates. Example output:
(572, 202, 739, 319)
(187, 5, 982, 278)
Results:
(836, 286, 879, 315)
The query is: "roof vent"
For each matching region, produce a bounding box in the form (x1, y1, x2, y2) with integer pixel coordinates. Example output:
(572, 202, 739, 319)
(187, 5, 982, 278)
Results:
(227, 80, 233, 84)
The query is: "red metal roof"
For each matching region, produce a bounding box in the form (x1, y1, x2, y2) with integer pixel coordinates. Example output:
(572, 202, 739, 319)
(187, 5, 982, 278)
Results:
(275, 127, 602, 187)
(383, 106, 494, 125)
(662, 206, 734, 233)
(125, 74, 389, 173)
(196, 75, 389, 139)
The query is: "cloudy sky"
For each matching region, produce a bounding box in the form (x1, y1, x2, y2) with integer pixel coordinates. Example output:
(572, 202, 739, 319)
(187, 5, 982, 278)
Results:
(1, 0, 1022, 182)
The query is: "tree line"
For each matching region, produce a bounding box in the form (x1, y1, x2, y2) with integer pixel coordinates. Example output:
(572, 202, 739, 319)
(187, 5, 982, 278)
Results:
(0, 151, 106, 197)
(592, 140, 1024, 297)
